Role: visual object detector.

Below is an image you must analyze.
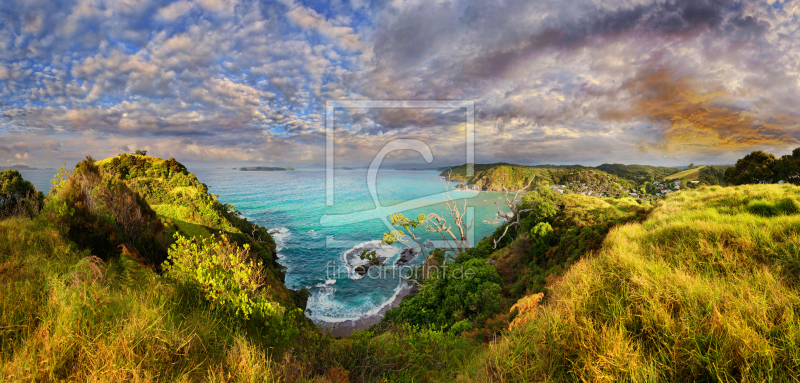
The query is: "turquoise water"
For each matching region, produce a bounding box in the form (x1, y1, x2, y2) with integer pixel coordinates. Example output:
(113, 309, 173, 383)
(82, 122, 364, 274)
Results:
(20, 168, 506, 323)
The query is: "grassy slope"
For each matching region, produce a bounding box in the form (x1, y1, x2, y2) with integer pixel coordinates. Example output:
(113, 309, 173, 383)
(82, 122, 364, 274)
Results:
(460, 184, 800, 382)
(0, 217, 283, 382)
(663, 165, 706, 181)
(490, 194, 648, 300)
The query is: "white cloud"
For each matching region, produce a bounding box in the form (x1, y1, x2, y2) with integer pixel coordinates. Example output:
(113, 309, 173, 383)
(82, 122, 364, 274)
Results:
(156, 0, 195, 21)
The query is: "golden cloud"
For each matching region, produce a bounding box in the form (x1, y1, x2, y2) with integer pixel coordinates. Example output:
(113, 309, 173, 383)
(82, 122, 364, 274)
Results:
(603, 71, 799, 153)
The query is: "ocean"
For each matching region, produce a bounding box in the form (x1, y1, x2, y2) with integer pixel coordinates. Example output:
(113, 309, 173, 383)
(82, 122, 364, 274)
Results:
(19, 168, 506, 323)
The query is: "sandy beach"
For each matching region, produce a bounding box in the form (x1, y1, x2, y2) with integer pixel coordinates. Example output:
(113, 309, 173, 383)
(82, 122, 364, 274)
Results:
(313, 283, 415, 337)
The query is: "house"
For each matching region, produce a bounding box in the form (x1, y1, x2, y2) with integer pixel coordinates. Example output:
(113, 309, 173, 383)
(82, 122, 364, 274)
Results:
(629, 193, 639, 198)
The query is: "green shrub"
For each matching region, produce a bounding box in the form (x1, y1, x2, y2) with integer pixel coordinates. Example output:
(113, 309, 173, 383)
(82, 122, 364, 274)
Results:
(385, 258, 503, 329)
(164, 232, 274, 319)
(163, 232, 300, 347)
(0, 169, 44, 218)
(450, 319, 472, 335)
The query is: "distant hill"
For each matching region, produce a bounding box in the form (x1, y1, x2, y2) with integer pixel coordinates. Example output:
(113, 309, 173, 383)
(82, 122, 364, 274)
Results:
(440, 163, 633, 196)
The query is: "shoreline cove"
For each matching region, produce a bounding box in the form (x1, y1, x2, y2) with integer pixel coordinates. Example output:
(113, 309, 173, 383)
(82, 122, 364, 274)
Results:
(313, 283, 415, 337)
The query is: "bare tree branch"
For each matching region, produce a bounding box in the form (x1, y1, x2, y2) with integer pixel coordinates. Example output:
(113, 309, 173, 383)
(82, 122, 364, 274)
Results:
(492, 176, 538, 249)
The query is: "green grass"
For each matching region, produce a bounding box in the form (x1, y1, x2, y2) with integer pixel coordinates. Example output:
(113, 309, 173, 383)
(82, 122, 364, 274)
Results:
(461, 184, 800, 382)
(663, 165, 705, 181)
(152, 204, 214, 240)
(0, 217, 284, 382)
(491, 194, 649, 300)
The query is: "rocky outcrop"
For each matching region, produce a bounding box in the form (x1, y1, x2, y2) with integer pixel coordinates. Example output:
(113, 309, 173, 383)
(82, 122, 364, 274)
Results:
(396, 247, 418, 266)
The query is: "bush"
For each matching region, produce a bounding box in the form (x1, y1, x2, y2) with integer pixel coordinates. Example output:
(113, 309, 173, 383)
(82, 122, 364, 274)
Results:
(164, 233, 273, 319)
(163, 233, 300, 347)
(385, 258, 503, 330)
(48, 156, 168, 263)
(450, 319, 472, 335)
(0, 169, 44, 218)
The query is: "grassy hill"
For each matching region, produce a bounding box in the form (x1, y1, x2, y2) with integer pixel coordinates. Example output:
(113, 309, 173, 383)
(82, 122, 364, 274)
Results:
(0, 217, 294, 381)
(663, 165, 705, 181)
(4, 155, 800, 381)
(458, 184, 800, 381)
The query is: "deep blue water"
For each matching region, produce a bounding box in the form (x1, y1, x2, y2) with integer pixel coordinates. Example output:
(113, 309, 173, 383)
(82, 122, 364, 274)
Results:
(19, 168, 506, 322)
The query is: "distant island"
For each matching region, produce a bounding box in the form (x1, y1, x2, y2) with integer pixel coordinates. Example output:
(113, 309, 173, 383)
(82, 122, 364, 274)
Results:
(0, 165, 40, 170)
(240, 166, 295, 171)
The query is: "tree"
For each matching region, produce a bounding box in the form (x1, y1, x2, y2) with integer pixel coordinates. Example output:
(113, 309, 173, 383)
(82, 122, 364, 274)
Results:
(698, 166, 727, 185)
(724, 150, 777, 185)
(377, 175, 478, 285)
(492, 176, 537, 248)
(688, 163, 695, 169)
(0, 169, 44, 217)
(774, 147, 800, 185)
(680, 178, 687, 190)
(134, 149, 147, 156)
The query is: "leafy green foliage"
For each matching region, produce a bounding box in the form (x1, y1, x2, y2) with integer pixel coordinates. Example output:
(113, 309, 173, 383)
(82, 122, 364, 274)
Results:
(301, 323, 480, 382)
(0, 169, 44, 218)
(164, 233, 269, 318)
(698, 165, 729, 185)
(724, 150, 778, 185)
(385, 258, 503, 330)
(442, 163, 633, 195)
(723, 148, 800, 185)
(775, 147, 800, 184)
(358, 249, 381, 265)
(0, 217, 294, 381)
(163, 232, 300, 346)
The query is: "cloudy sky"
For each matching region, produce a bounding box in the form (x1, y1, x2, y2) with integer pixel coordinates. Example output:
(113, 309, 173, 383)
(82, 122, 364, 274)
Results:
(1, 0, 799, 168)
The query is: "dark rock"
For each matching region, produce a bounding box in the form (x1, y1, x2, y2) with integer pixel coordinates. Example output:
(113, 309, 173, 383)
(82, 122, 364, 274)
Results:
(355, 265, 369, 276)
(396, 247, 418, 266)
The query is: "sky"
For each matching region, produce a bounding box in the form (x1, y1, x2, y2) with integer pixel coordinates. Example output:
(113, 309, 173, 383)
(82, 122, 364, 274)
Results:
(1, 0, 800, 168)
